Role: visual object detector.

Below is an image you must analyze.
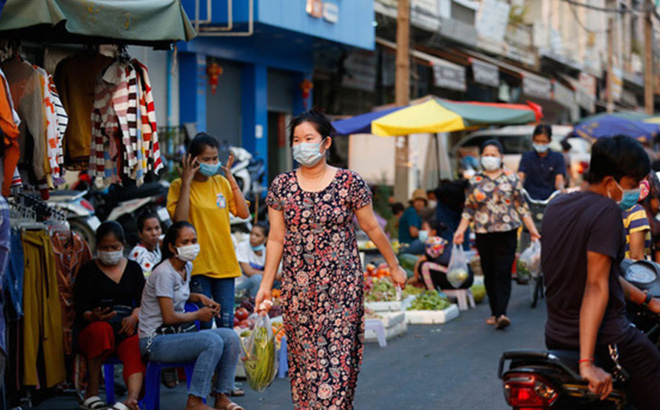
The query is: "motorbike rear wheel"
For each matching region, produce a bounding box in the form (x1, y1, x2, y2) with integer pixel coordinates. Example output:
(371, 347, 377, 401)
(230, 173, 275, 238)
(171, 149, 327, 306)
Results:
(70, 219, 96, 251)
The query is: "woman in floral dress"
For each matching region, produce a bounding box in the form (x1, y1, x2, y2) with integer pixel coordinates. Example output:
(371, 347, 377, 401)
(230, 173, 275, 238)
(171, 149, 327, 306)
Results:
(256, 110, 407, 410)
(453, 139, 540, 330)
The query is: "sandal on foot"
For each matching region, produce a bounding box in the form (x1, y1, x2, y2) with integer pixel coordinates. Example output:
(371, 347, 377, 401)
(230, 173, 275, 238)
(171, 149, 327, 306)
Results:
(222, 403, 244, 410)
(496, 315, 511, 330)
(109, 403, 130, 410)
(486, 316, 496, 325)
(229, 389, 245, 397)
(81, 396, 108, 410)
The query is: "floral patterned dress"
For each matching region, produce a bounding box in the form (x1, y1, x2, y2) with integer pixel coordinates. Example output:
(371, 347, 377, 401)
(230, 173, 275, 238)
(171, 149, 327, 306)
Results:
(266, 169, 372, 410)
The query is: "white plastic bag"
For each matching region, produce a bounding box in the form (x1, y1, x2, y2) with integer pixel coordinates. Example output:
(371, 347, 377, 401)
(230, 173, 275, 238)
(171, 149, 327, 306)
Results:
(241, 314, 279, 392)
(447, 244, 470, 288)
(518, 241, 542, 281)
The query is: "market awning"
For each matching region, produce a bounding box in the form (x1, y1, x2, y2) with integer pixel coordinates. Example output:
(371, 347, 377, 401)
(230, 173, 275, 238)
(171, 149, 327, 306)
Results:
(332, 96, 542, 137)
(0, 0, 196, 47)
(573, 114, 659, 143)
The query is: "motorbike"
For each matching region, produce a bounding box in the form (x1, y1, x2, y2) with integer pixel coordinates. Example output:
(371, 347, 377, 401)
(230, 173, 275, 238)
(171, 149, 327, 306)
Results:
(498, 259, 660, 410)
(226, 145, 267, 231)
(47, 190, 101, 249)
(520, 188, 562, 308)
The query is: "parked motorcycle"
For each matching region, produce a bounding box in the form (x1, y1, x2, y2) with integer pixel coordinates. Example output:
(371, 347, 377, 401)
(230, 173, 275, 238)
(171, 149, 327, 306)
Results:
(47, 190, 101, 249)
(498, 259, 660, 410)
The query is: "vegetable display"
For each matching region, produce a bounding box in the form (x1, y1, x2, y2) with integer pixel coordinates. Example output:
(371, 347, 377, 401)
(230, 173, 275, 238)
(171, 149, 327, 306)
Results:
(242, 315, 278, 392)
(470, 284, 486, 304)
(407, 290, 451, 311)
(365, 278, 398, 302)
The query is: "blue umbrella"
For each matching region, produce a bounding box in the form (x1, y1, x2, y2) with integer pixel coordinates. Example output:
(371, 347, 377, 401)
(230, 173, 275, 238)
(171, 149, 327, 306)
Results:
(572, 114, 660, 142)
(332, 106, 403, 135)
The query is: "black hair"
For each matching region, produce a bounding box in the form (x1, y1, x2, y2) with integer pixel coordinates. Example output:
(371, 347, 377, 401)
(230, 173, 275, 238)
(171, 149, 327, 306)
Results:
(434, 179, 467, 212)
(96, 221, 125, 245)
(533, 124, 553, 141)
(253, 221, 270, 237)
(160, 221, 196, 264)
(424, 218, 444, 234)
(288, 109, 336, 147)
(188, 132, 220, 158)
(587, 135, 651, 184)
(390, 202, 405, 215)
(137, 212, 159, 232)
(480, 139, 503, 155)
(560, 139, 572, 152)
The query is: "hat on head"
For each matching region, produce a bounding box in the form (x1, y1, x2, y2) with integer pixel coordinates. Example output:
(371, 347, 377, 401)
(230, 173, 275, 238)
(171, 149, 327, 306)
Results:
(409, 189, 427, 204)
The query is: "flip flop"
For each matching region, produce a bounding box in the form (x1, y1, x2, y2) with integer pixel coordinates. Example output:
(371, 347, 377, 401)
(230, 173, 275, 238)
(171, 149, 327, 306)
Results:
(496, 315, 511, 330)
(109, 403, 130, 410)
(222, 403, 244, 410)
(229, 389, 245, 397)
(81, 396, 108, 410)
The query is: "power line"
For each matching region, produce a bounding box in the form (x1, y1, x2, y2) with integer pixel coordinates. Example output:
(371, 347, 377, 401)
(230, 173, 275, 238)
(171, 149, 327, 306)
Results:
(567, 2, 610, 34)
(560, 0, 637, 14)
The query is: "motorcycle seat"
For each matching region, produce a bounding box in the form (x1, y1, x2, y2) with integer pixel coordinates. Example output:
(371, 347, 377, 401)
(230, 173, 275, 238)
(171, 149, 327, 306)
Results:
(548, 350, 580, 372)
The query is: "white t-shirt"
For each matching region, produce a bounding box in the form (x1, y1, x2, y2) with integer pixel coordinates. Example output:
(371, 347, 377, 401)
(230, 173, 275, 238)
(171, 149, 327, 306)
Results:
(129, 244, 162, 277)
(138, 259, 191, 339)
(236, 240, 266, 271)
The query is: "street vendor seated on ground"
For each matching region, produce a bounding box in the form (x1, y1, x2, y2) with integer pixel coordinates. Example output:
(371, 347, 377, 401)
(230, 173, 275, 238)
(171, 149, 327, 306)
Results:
(518, 124, 566, 200)
(542, 135, 660, 408)
(409, 220, 474, 291)
(399, 189, 427, 254)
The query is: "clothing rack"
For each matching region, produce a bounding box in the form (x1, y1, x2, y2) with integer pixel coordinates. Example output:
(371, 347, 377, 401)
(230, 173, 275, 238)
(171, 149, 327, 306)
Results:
(9, 192, 68, 230)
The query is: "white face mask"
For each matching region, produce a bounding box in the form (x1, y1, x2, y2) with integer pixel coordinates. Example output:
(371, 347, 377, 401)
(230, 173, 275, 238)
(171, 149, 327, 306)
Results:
(176, 244, 200, 262)
(98, 249, 123, 266)
(481, 156, 501, 171)
(292, 139, 326, 167)
(418, 230, 429, 242)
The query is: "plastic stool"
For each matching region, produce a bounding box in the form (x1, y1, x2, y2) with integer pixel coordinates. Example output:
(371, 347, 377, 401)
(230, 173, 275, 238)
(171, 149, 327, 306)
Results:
(442, 289, 476, 311)
(277, 337, 288, 378)
(144, 361, 198, 410)
(365, 319, 387, 347)
(102, 357, 122, 405)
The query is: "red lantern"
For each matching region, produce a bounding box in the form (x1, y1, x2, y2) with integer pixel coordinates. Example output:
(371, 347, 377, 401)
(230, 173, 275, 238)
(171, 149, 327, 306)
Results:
(299, 79, 313, 108)
(207, 62, 223, 94)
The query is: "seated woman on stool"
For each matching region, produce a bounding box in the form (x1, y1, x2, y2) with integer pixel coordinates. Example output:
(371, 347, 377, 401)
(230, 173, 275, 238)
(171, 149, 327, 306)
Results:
(410, 221, 474, 291)
(74, 221, 146, 410)
(138, 221, 243, 410)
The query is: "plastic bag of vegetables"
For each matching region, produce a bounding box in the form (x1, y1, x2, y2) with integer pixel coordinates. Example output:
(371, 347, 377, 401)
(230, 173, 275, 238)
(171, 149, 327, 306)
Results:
(446, 244, 470, 289)
(517, 240, 541, 281)
(241, 314, 279, 392)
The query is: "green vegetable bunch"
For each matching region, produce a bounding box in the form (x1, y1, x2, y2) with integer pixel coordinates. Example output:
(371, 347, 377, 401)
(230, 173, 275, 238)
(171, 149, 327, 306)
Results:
(407, 290, 451, 311)
(365, 278, 398, 302)
(242, 316, 278, 392)
(402, 285, 424, 298)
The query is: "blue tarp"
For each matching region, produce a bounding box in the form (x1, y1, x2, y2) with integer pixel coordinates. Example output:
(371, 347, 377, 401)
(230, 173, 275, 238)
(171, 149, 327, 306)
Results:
(332, 106, 402, 135)
(572, 114, 660, 143)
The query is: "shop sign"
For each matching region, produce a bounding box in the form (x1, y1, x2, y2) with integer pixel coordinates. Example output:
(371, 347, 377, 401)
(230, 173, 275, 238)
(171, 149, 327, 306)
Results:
(522, 72, 551, 100)
(611, 67, 623, 101)
(323, 2, 339, 24)
(575, 88, 595, 113)
(622, 90, 639, 107)
(504, 43, 536, 66)
(552, 81, 576, 109)
(307, 0, 323, 18)
(412, 0, 440, 31)
(433, 61, 466, 91)
(439, 17, 477, 47)
(471, 59, 499, 87)
(342, 50, 377, 92)
(578, 72, 597, 98)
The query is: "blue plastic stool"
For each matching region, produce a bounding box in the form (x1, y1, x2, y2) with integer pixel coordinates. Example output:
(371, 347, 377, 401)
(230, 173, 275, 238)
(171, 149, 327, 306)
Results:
(103, 357, 122, 405)
(277, 337, 288, 378)
(143, 361, 198, 410)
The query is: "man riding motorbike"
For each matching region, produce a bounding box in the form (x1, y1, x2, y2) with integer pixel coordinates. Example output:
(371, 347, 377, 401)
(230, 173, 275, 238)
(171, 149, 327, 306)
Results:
(541, 135, 660, 409)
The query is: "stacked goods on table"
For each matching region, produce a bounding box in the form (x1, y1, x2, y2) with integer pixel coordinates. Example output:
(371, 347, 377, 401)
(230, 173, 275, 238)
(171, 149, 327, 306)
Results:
(405, 290, 459, 324)
(364, 277, 407, 341)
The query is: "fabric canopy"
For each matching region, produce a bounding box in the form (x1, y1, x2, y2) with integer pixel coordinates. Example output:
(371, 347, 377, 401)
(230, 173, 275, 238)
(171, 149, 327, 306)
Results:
(577, 111, 651, 125)
(0, 0, 196, 46)
(332, 97, 542, 137)
(572, 114, 660, 142)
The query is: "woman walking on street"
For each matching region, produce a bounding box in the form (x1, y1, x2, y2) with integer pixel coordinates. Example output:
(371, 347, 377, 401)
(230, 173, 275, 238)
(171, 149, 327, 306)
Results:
(167, 133, 250, 328)
(453, 140, 540, 330)
(255, 110, 407, 410)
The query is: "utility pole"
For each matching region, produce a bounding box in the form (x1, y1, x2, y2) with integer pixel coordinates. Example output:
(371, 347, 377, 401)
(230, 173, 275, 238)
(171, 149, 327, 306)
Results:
(644, 0, 654, 114)
(607, 17, 614, 113)
(394, 0, 410, 203)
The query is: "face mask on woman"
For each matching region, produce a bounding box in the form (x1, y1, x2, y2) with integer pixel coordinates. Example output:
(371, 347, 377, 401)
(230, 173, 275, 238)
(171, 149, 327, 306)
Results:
(98, 249, 123, 265)
(481, 156, 501, 171)
(251, 243, 266, 252)
(177, 244, 201, 262)
(418, 230, 429, 243)
(293, 139, 326, 167)
(198, 161, 222, 177)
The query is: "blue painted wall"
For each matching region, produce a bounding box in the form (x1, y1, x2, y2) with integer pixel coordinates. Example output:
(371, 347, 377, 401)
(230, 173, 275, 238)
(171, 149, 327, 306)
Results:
(181, 0, 375, 50)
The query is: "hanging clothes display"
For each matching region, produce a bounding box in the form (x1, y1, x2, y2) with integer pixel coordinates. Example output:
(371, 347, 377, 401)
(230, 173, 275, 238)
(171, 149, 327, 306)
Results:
(0, 70, 20, 197)
(54, 52, 113, 170)
(50, 230, 92, 356)
(88, 56, 164, 187)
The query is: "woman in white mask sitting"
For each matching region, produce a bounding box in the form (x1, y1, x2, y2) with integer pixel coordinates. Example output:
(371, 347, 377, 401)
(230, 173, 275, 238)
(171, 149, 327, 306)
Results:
(138, 221, 243, 410)
(74, 221, 145, 410)
(453, 140, 540, 330)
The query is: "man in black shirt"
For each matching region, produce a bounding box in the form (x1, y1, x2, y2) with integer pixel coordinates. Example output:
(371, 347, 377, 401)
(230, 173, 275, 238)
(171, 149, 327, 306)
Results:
(542, 135, 660, 408)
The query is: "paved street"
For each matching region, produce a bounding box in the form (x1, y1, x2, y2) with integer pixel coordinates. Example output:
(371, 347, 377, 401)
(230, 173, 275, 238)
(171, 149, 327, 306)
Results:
(33, 282, 546, 410)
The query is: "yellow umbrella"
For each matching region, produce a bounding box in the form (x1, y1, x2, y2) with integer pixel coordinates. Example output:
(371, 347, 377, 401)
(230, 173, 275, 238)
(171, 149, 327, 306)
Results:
(371, 100, 465, 136)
